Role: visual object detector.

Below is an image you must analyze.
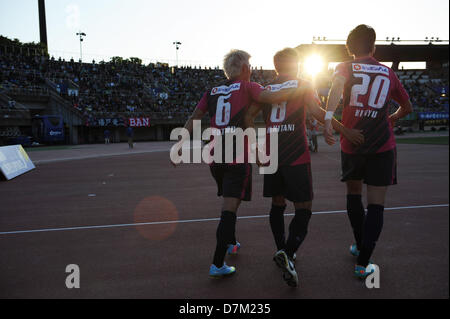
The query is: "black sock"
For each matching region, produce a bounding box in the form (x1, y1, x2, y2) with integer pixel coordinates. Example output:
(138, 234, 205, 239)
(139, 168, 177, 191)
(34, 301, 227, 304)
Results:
(357, 204, 384, 267)
(212, 211, 237, 267)
(347, 194, 366, 250)
(285, 209, 312, 258)
(269, 204, 287, 251)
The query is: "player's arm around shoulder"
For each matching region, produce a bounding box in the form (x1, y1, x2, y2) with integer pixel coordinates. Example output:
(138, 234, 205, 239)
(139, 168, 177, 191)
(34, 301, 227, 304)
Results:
(256, 82, 296, 104)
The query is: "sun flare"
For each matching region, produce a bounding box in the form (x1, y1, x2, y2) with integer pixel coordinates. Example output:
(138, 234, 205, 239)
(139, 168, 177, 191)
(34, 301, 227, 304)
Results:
(303, 54, 324, 77)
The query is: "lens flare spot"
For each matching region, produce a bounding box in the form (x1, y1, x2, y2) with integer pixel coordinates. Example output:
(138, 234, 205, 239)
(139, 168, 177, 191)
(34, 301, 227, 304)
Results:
(133, 196, 178, 241)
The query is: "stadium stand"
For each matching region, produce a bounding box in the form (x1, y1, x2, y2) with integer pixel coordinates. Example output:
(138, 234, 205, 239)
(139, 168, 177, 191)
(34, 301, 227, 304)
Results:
(1, 52, 276, 116)
(0, 36, 448, 145)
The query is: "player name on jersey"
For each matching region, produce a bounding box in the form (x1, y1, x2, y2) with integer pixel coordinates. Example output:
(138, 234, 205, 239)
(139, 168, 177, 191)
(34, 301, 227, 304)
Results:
(267, 124, 296, 133)
(355, 109, 378, 118)
(211, 126, 238, 135)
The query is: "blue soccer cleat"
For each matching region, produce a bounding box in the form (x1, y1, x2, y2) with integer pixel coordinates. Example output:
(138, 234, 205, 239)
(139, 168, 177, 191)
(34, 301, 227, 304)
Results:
(354, 263, 377, 278)
(227, 242, 241, 255)
(350, 244, 360, 257)
(209, 263, 236, 278)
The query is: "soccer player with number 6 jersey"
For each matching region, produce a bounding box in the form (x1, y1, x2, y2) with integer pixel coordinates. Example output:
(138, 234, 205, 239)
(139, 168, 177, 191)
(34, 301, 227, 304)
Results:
(174, 50, 304, 278)
(324, 25, 413, 278)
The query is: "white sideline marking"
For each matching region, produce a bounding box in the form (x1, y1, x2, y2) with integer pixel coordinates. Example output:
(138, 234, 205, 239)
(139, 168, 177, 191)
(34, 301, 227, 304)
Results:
(33, 148, 171, 164)
(0, 204, 448, 236)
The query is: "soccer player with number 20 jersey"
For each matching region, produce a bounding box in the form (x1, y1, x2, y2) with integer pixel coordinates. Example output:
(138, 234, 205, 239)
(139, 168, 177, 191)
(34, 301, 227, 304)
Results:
(324, 25, 413, 278)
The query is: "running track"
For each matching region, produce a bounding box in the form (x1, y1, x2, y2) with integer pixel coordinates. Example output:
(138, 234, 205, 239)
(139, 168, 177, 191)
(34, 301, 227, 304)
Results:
(0, 139, 448, 298)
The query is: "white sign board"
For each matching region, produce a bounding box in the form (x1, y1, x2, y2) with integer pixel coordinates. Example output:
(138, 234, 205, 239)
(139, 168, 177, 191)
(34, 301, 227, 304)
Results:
(0, 145, 35, 180)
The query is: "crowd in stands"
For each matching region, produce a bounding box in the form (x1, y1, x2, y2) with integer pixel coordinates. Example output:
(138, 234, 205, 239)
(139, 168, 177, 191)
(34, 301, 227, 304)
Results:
(0, 54, 48, 94)
(403, 80, 449, 112)
(0, 51, 278, 120)
(0, 48, 448, 120)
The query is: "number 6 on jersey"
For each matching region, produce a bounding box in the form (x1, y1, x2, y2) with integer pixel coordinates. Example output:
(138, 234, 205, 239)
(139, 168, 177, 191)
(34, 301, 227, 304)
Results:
(216, 94, 232, 126)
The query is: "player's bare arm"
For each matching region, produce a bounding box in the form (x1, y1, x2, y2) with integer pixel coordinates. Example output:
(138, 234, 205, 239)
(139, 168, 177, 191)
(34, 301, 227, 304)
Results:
(171, 107, 206, 167)
(324, 75, 346, 142)
(389, 100, 413, 126)
(183, 107, 206, 136)
(306, 97, 364, 146)
(257, 86, 301, 105)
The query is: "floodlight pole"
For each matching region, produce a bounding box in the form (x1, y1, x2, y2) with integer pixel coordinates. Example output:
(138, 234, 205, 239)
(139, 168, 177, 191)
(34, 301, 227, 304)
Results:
(76, 31, 86, 62)
(173, 41, 182, 66)
(38, 0, 48, 54)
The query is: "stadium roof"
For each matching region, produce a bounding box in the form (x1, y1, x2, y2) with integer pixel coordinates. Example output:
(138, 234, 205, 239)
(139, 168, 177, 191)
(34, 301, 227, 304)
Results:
(296, 43, 449, 64)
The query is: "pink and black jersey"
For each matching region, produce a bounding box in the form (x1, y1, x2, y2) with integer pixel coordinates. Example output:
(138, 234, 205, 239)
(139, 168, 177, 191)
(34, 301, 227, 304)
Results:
(196, 80, 265, 163)
(262, 76, 316, 166)
(196, 80, 264, 129)
(334, 57, 410, 154)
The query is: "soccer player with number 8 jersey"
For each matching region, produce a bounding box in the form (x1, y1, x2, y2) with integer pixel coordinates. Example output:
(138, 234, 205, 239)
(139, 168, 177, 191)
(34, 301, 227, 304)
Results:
(245, 48, 364, 287)
(324, 25, 413, 278)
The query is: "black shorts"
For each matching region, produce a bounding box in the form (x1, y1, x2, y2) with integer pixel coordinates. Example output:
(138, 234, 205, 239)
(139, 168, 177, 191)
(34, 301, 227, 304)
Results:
(341, 149, 397, 186)
(210, 163, 252, 201)
(263, 163, 314, 203)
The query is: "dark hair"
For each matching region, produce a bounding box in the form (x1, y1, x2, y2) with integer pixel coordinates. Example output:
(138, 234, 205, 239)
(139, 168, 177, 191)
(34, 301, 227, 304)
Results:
(273, 48, 299, 73)
(346, 24, 376, 56)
